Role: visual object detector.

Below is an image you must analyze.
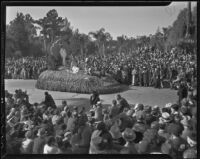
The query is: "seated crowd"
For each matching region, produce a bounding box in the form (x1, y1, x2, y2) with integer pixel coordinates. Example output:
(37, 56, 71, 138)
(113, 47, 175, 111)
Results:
(5, 81, 197, 158)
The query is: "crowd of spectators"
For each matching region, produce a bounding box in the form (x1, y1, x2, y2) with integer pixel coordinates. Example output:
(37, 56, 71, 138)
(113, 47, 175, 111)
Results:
(5, 56, 47, 79)
(5, 77, 197, 158)
(73, 47, 197, 89)
(5, 47, 197, 91)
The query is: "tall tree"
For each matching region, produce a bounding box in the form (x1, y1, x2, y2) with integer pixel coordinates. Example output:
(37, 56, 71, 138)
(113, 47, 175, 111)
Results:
(89, 28, 112, 57)
(6, 12, 37, 57)
(34, 9, 65, 54)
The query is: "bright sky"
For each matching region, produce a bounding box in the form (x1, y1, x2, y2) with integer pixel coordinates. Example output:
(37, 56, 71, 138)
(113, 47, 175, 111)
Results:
(6, 2, 197, 40)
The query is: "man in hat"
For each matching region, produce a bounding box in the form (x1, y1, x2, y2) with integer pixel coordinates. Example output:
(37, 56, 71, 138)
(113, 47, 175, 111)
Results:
(177, 79, 188, 105)
(109, 100, 119, 118)
(159, 112, 173, 125)
(161, 123, 186, 158)
(110, 122, 125, 151)
(94, 101, 103, 121)
(66, 111, 77, 133)
(90, 91, 100, 108)
(116, 94, 130, 114)
(58, 100, 68, 113)
(32, 128, 46, 154)
(183, 131, 197, 158)
(121, 128, 137, 154)
(72, 115, 92, 154)
(43, 92, 56, 109)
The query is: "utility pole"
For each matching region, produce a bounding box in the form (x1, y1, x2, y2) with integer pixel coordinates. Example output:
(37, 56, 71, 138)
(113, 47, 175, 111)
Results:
(185, 2, 192, 38)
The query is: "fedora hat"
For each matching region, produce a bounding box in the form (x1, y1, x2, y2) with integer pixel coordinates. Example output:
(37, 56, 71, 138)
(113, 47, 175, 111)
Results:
(122, 128, 136, 142)
(109, 124, 122, 139)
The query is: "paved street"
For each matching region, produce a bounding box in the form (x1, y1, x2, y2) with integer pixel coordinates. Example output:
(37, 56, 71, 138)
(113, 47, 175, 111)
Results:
(5, 79, 178, 111)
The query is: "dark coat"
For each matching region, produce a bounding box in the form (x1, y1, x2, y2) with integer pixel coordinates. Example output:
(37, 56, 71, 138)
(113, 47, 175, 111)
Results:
(118, 98, 130, 113)
(177, 84, 188, 103)
(32, 136, 46, 154)
(44, 94, 56, 109)
(90, 94, 100, 106)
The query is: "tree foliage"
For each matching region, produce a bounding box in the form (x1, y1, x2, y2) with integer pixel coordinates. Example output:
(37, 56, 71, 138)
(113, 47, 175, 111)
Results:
(5, 5, 197, 59)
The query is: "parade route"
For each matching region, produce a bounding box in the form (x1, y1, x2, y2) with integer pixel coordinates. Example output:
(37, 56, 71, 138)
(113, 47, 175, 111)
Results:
(5, 79, 178, 111)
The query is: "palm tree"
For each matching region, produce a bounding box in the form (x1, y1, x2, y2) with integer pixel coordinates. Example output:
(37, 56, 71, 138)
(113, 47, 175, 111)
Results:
(89, 28, 112, 57)
(117, 35, 127, 54)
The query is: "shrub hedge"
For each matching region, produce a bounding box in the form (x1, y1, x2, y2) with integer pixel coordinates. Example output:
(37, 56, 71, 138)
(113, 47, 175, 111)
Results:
(36, 70, 128, 94)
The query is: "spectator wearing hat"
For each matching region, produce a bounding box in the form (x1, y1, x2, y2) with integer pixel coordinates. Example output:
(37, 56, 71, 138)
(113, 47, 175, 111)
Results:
(90, 91, 100, 107)
(182, 132, 197, 158)
(94, 101, 103, 121)
(96, 131, 117, 154)
(159, 112, 173, 125)
(116, 94, 130, 114)
(121, 128, 138, 154)
(58, 100, 68, 113)
(43, 136, 59, 154)
(66, 111, 76, 133)
(52, 109, 61, 125)
(143, 105, 155, 127)
(72, 116, 92, 154)
(161, 123, 186, 159)
(20, 105, 30, 122)
(102, 108, 109, 121)
(20, 130, 34, 154)
(110, 123, 125, 151)
(109, 100, 119, 118)
(177, 80, 188, 105)
(133, 103, 144, 115)
(57, 139, 72, 154)
(143, 129, 161, 153)
(43, 92, 56, 109)
(170, 104, 179, 116)
(151, 105, 161, 120)
(183, 148, 197, 159)
(32, 128, 46, 154)
(186, 131, 197, 150)
(103, 114, 114, 130)
(132, 110, 147, 143)
(89, 122, 106, 154)
(181, 117, 193, 142)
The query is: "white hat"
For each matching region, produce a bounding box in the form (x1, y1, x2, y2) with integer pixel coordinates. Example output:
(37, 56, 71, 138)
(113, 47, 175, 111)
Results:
(165, 103, 172, 108)
(97, 101, 102, 105)
(134, 103, 139, 110)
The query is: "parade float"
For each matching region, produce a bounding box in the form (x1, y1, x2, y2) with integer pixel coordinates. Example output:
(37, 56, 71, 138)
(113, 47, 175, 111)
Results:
(36, 39, 127, 94)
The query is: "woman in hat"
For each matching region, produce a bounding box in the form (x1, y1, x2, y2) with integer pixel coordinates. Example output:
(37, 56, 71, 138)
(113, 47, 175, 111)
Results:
(71, 115, 91, 154)
(161, 123, 186, 158)
(57, 139, 72, 154)
(121, 128, 137, 154)
(20, 130, 34, 154)
(32, 128, 47, 154)
(43, 136, 59, 154)
(96, 132, 117, 154)
(90, 91, 100, 108)
(109, 99, 119, 118)
(94, 101, 103, 121)
(109, 122, 125, 151)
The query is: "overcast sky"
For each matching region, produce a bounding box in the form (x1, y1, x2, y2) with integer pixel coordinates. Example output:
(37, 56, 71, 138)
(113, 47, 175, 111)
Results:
(6, 2, 197, 40)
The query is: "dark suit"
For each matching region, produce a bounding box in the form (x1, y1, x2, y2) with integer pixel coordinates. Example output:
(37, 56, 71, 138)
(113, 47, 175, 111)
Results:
(118, 98, 130, 113)
(44, 94, 56, 109)
(177, 84, 188, 105)
(32, 136, 46, 154)
(90, 94, 100, 106)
